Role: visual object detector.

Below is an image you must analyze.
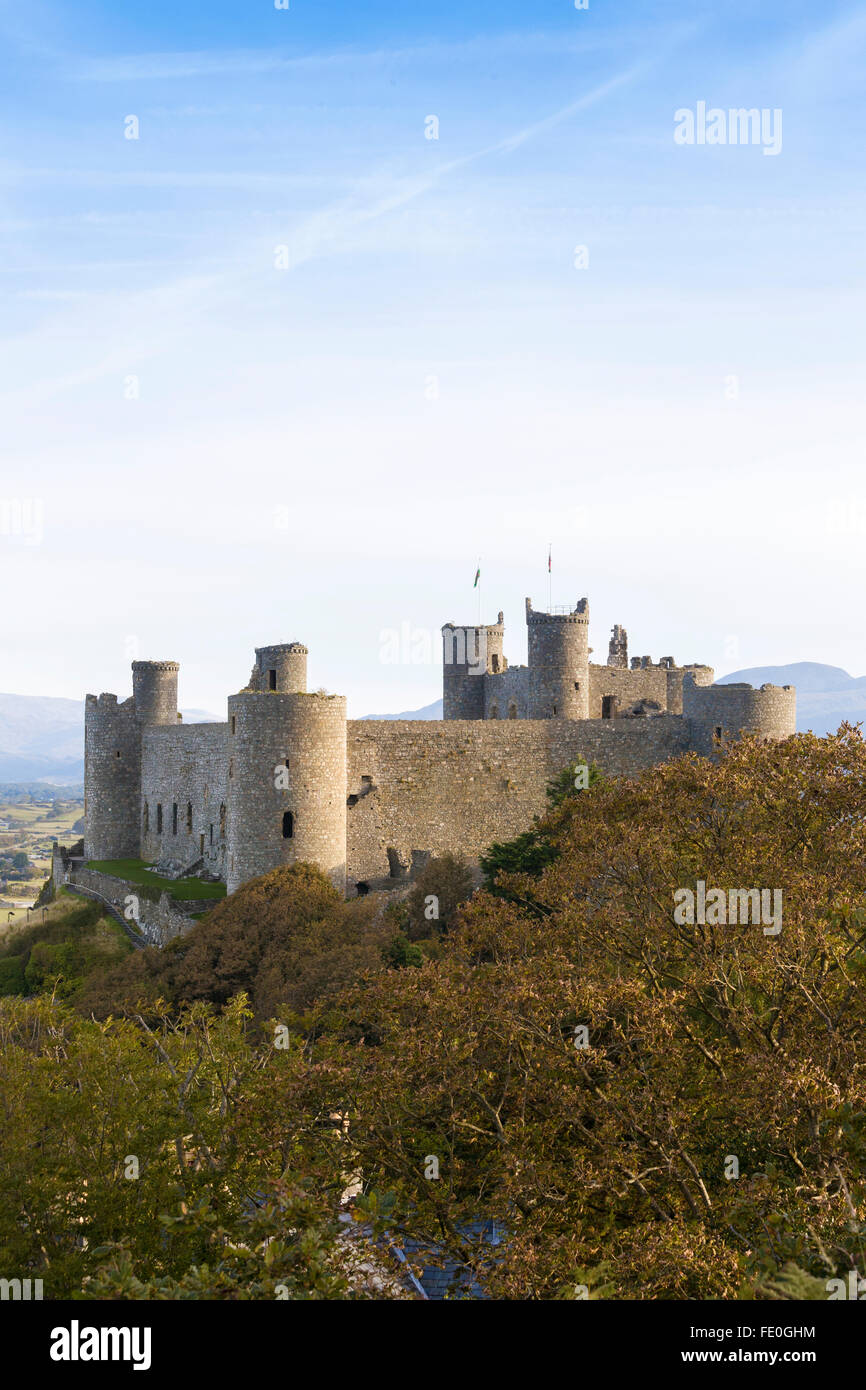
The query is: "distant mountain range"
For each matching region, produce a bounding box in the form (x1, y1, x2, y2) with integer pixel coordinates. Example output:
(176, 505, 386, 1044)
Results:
(0, 695, 220, 784)
(1, 663, 862, 783)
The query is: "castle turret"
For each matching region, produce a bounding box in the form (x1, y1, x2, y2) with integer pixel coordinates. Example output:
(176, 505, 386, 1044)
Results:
(226, 687, 347, 893)
(250, 643, 308, 694)
(682, 676, 796, 756)
(526, 597, 590, 719)
(132, 660, 179, 725)
(442, 613, 505, 720)
(84, 693, 141, 860)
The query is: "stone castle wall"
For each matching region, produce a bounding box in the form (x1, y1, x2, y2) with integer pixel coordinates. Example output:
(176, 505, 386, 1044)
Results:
(140, 723, 229, 875)
(345, 715, 691, 888)
(586, 663, 715, 717)
(68, 865, 199, 945)
(83, 599, 798, 900)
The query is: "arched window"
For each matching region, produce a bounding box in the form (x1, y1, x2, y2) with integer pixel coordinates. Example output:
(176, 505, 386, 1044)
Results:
(282, 811, 294, 839)
(508, 703, 518, 719)
(488, 703, 499, 720)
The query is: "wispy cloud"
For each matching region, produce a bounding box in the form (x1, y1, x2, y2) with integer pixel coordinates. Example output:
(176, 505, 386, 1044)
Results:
(68, 30, 632, 83)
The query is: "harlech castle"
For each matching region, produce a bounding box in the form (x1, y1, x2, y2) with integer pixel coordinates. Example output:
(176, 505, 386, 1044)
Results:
(82, 596, 796, 900)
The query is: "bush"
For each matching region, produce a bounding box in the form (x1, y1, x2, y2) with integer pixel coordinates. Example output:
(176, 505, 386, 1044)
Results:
(0, 955, 26, 996)
(403, 854, 474, 940)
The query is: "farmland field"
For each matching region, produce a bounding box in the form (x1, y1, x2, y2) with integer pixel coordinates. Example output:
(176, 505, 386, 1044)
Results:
(0, 792, 84, 933)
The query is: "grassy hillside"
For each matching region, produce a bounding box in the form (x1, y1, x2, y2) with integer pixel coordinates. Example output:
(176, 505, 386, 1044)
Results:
(0, 888, 133, 1000)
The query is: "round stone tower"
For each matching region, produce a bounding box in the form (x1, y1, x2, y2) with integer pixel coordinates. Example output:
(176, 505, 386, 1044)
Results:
(84, 692, 142, 860)
(682, 677, 796, 756)
(132, 660, 179, 725)
(442, 613, 505, 720)
(226, 690, 347, 894)
(526, 597, 590, 719)
(251, 643, 308, 694)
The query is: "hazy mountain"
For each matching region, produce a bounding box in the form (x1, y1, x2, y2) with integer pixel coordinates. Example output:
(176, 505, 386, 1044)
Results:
(361, 699, 443, 721)
(718, 663, 866, 737)
(0, 694, 221, 783)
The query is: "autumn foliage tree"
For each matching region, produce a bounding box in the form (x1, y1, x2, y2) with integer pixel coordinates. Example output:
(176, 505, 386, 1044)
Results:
(277, 727, 866, 1298)
(5, 729, 866, 1299)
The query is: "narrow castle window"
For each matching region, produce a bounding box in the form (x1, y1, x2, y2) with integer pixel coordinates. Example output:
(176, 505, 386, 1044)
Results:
(186, 802, 192, 832)
(489, 703, 499, 720)
(508, 703, 517, 719)
(268, 669, 277, 691)
(199, 833, 204, 856)
(282, 811, 294, 839)
(219, 803, 226, 836)
(143, 803, 149, 834)
(229, 758, 233, 779)
(115, 750, 122, 759)
(231, 716, 236, 735)
(714, 726, 723, 742)
(172, 803, 178, 835)
(156, 804, 163, 833)
(209, 823, 214, 846)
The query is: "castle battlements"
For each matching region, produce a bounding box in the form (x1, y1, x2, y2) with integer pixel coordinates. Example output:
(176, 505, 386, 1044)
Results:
(84, 592, 797, 898)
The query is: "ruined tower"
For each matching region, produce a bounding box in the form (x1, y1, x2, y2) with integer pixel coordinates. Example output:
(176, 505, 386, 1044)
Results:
(442, 613, 506, 720)
(249, 643, 308, 694)
(608, 625, 628, 668)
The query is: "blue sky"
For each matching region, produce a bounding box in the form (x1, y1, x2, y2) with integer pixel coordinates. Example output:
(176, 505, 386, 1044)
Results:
(1, 0, 865, 714)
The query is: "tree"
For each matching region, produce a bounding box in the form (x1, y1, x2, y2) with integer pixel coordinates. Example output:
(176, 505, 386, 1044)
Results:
(281, 728, 866, 1298)
(403, 854, 474, 940)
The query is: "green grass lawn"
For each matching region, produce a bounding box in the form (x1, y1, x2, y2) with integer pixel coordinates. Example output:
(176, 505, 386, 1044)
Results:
(87, 858, 227, 900)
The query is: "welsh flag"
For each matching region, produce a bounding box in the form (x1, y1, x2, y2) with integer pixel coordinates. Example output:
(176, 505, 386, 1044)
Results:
(473, 566, 480, 588)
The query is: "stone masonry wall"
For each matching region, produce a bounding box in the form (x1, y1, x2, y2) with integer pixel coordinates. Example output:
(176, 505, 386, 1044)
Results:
(587, 663, 715, 717)
(140, 723, 229, 875)
(683, 681, 796, 756)
(345, 715, 691, 888)
(69, 865, 199, 945)
(84, 695, 141, 861)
